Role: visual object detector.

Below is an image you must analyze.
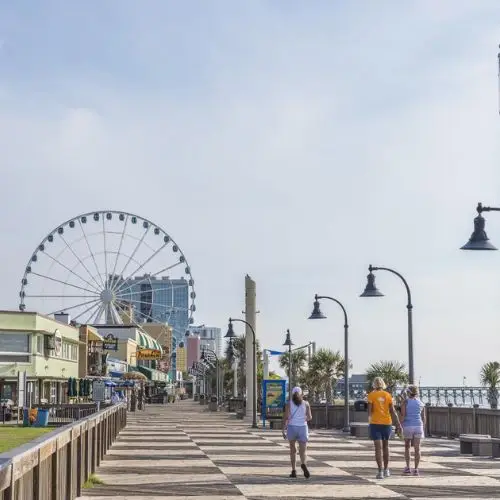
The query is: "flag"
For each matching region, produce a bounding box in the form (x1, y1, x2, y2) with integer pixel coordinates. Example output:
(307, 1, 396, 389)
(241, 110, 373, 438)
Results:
(267, 350, 284, 356)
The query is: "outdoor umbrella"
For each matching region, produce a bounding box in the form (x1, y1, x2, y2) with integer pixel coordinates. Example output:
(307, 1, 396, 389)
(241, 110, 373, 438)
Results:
(72, 378, 78, 397)
(67, 378, 73, 397)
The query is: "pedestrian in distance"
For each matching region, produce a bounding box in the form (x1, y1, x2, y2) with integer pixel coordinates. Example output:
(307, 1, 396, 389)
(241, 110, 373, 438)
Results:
(367, 377, 401, 479)
(400, 385, 425, 476)
(282, 386, 312, 479)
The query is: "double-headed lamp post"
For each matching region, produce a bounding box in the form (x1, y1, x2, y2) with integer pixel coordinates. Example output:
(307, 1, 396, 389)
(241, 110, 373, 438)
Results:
(283, 330, 294, 403)
(201, 348, 220, 402)
(360, 265, 415, 385)
(309, 294, 350, 432)
(225, 318, 258, 429)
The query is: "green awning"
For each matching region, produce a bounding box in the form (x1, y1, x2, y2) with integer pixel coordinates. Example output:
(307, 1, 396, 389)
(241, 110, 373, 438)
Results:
(136, 365, 153, 380)
(137, 332, 162, 353)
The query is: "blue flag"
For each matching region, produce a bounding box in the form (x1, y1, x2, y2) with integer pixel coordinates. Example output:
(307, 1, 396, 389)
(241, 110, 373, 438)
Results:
(267, 350, 284, 356)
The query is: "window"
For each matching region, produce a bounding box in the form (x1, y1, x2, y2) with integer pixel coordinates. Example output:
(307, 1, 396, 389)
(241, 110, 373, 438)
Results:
(0, 333, 30, 363)
(36, 335, 43, 354)
(61, 342, 78, 361)
(0, 333, 29, 353)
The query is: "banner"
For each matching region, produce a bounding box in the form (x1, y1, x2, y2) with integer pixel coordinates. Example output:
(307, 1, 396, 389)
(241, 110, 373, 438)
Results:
(262, 379, 286, 427)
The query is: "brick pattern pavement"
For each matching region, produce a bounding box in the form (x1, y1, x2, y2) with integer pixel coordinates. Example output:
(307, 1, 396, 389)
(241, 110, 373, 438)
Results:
(78, 401, 500, 499)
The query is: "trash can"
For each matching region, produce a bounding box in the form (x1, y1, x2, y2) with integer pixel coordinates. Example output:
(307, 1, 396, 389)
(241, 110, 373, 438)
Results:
(199, 394, 205, 405)
(194, 394, 199, 401)
(35, 409, 49, 427)
(22, 408, 30, 427)
(209, 396, 218, 412)
(354, 400, 368, 411)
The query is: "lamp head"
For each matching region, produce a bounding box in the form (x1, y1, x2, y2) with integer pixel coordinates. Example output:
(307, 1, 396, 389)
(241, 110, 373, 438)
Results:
(283, 329, 294, 347)
(308, 295, 326, 319)
(461, 211, 497, 250)
(360, 270, 384, 297)
(225, 318, 237, 339)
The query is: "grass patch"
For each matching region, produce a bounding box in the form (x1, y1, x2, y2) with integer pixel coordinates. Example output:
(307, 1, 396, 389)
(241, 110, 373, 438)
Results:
(83, 474, 105, 488)
(0, 426, 53, 453)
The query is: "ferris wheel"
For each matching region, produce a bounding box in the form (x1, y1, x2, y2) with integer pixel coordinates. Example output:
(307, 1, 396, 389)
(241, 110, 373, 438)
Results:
(19, 210, 196, 337)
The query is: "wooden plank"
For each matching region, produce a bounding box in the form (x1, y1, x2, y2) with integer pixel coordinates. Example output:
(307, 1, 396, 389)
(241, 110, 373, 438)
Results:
(12, 449, 39, 481)
(0, 463, 12, 492)
(39, 440, 57, 462)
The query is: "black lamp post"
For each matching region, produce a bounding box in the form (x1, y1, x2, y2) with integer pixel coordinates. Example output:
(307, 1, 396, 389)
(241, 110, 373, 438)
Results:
(225, 318, 258, 428)
(283, 330, 294, 404)
(360, 264, 415, 384)
(461, 202, 498, 250)
(309, 294, 350, 432)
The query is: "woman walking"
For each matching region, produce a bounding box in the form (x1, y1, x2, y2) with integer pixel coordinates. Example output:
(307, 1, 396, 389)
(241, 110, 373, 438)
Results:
(282, 386, 312, 478)
(400, 385, 425, 476)
(367, 377, 401, 479)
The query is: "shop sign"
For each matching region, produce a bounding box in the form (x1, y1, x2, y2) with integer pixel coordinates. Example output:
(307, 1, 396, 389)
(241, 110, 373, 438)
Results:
(103, 334, 118, 351)
(93, 380, 106, 402)
(137, 348, 161, 360)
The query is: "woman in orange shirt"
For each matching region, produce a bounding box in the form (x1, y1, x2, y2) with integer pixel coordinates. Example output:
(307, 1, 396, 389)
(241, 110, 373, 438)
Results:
(367, 377, 401, 479)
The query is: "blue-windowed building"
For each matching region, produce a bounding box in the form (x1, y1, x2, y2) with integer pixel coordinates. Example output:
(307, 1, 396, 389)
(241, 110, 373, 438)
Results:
(115, 275, 189, 342)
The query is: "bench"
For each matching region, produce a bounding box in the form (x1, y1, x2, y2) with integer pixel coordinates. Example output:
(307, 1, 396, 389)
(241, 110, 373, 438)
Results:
(350, 423, 397, 440)
(459, 434, 491, 456)
(350, 422, 369, 438)
(492, 438, 500, 458)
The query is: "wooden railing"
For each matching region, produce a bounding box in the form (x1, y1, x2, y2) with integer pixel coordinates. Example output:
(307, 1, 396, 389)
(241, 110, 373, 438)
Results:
(0, 402, 127, 500)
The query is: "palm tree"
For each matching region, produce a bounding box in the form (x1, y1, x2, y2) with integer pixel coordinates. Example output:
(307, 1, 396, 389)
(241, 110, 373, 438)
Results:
(480, 361, 500, 409)
(308, 348, 345, 401)
(279, 350, 308, 388)
(366, 361, 408, 394)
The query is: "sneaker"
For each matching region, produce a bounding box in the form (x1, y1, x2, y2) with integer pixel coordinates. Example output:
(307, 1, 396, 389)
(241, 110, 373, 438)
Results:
(383, 469, 391, 478)
(376, 470, 384, 479)
(301, 463, 311, 479)
(413, 469, 420, 476)
(403, 467, 411, 475)
(289, 470, 297, 478)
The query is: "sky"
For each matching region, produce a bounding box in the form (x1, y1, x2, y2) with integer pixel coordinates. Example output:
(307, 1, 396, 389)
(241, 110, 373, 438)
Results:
(1, 1, 500, 385)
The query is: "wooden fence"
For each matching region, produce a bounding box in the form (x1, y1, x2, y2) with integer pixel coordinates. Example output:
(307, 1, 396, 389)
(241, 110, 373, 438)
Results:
(308, 403, 500, 438)
(0, 402, 127, 500)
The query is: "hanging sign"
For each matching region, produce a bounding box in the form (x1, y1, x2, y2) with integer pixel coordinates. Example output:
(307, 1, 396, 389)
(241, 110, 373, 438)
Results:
(137, 348, 161, 360)
(103, 334, 118, 351)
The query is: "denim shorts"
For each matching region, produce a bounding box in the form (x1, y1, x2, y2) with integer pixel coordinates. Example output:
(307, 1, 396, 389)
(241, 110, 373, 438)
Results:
(287, 424, 309, 443)
(369, 424, 392, 441)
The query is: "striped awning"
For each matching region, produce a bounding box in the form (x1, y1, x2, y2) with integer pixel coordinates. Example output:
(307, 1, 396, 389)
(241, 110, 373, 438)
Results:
(137, 332, 162, 353)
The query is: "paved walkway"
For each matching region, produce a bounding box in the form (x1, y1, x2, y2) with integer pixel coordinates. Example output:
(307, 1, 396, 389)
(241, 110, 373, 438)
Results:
(79, 400, 500, 499)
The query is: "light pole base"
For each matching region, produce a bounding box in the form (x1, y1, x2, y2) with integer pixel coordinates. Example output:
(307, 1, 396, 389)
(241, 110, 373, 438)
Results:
(342, 425, 351, 433)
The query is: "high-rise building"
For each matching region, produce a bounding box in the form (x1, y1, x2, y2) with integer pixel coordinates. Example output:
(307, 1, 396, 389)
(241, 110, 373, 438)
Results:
(176, 341, 187, 372)
(111, 275, 190, 342)
(186, 332, 200, 368)
(188, 325, 222, 357)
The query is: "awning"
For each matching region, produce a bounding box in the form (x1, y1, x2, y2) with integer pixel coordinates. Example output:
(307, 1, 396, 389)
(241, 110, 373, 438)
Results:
(137, 332, 162, 352)
(88, 328, 103, 342)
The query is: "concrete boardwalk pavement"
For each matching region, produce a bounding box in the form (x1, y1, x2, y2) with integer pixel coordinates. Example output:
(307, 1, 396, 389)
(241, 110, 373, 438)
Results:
(78, 400, 500, 499)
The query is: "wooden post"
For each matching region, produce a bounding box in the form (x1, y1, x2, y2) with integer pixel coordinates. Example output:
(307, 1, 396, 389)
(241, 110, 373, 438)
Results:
(447, 403, 453, 439)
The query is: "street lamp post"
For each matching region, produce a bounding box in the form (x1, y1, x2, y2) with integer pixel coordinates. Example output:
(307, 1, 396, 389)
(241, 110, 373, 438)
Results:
(360, 264, 415, 385)
(225, 318, 258, 428)
(461, 202, 499, 250)
(201, 348, 220, 402)
(283, 330, 294, 403)
(309, 294, 350, 432)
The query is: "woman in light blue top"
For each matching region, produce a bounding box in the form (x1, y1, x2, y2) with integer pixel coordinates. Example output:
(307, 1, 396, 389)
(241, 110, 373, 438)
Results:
(400, 385, 425, 475)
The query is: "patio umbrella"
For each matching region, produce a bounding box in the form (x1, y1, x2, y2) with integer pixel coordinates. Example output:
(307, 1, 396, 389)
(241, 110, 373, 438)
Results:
(78, 379, 84, 397)
(67, 378, 73, 397)
(72, 378, 78, 397)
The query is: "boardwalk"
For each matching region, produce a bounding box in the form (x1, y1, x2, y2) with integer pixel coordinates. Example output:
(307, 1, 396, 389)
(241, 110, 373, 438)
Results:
(79, 401, 500, 499)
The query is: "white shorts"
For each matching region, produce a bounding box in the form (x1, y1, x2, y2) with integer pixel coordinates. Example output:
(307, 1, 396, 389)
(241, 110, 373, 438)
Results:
(403, 425, 424, 440)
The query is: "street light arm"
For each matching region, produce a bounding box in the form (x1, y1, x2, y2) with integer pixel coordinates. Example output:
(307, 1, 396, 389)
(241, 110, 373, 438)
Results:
(476, 202, 500, 213)
(368, 266, 412, 309)
(315, 295, 348, 327)
(229, 317, 256, 345)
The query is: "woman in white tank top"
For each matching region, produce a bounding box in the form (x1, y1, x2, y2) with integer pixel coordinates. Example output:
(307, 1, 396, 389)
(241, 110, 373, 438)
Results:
(282, 386, 312, 478)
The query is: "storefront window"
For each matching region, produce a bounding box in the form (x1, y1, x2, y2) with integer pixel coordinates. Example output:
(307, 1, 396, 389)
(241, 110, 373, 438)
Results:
(0, 333, 30, 352)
